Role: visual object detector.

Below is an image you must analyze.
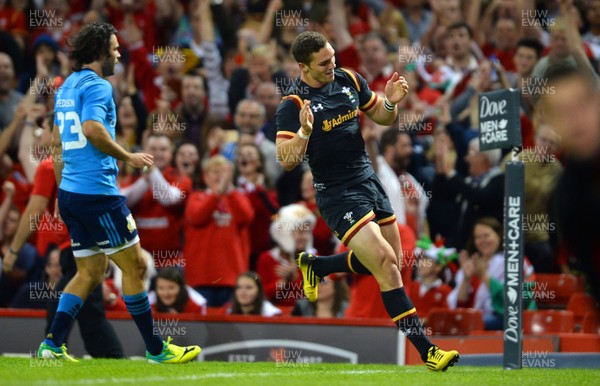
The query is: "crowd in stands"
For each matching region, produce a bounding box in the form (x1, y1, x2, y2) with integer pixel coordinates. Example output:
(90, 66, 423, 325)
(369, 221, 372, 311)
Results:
(0, 0, 597, 330)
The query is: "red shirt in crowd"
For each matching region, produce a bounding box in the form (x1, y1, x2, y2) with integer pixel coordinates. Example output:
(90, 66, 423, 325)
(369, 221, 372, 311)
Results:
(151, 298, 204, 314)
(482, 43, 517, 73)
(408, 279, 452, 317)
(6, 164, 33, 213)
(31, 157, 70, 256)
(124, 167, 191, 268)
(107, 2, 157, 52)
(337, 44, 391, 93)
(0, 5, 26, 36)
(256, 247, 303, 307)
(239, 184, 279, 259)
(183, 189, 254, 288)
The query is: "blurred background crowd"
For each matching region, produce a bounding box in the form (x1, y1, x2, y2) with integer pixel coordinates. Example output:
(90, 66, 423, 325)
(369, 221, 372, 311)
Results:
(0, 0, 599, 331)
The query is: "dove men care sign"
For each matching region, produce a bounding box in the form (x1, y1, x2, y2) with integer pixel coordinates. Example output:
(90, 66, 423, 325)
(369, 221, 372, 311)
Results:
(478, 89, 525, 369)
(478, 89, 521, 151)
(503, 162, 525, 370)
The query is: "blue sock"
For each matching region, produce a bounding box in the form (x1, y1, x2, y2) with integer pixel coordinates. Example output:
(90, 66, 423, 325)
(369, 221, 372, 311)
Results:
(123, 291, 163, 356)
(45, 293, 83, 348)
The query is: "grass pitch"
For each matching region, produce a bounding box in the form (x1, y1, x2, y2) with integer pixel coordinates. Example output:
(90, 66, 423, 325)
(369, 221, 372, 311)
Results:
(1, 357, 599, 386)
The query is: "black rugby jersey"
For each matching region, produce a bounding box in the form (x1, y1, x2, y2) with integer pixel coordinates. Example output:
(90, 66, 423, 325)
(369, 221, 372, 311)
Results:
(276, 68, 379, 194)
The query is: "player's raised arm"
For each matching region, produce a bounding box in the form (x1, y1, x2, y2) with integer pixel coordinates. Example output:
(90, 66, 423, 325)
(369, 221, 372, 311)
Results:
(364, 72, 409, 126)
(81, 120, 153, 169)
(276, 99, 313, 171)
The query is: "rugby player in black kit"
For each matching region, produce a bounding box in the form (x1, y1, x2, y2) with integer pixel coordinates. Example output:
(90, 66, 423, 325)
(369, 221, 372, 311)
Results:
(276, 31, 459, 371)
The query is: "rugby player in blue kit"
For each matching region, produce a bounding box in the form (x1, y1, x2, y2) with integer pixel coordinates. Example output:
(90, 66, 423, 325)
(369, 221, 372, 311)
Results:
(39, 23, 200, 364)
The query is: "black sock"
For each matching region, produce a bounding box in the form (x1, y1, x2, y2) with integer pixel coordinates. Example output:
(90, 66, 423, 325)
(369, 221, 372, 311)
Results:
(45, 293, 83, 347)
(312, 251, 371, 277)
(123, 291, 164, 356)
(381, 287, 434, 362)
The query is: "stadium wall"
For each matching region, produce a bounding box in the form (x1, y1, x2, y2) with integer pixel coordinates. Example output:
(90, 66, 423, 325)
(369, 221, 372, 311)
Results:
(1, 310, 599, 368)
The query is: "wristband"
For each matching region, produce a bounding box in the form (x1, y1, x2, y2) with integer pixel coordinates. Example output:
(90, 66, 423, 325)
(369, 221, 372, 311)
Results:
(298, 129, 311, 140)
(383, 97, 396, 112)
(9, 247, 19, 255)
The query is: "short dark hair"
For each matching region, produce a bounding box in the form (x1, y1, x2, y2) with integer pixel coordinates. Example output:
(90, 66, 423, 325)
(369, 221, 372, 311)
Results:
(447, 21, 473, 39)
(291, 31, 328, 65)
(379, 127, 399, 154)
(516, 38, 544, 59)
(360, 32, 388, 48)
(379, 127, 410, 154)
(68, 22, 117, 71)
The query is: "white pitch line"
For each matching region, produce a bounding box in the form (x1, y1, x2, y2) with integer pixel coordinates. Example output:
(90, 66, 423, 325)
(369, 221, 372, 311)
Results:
(28, 369, 400, 385)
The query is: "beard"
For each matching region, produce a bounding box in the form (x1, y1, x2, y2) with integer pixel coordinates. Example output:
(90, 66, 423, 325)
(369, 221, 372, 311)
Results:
(101, 56, 115, 77)
(394, 154, 410, 172)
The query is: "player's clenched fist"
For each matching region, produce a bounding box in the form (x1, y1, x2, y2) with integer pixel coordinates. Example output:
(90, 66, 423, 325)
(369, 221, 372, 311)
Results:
(300, 99, 314, 134)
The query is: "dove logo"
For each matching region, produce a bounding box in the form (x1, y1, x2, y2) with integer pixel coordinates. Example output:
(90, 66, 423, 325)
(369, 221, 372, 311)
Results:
(504, 305, 520, 343)
(507, 287, 518, 304)
(479, 96, 507, 118)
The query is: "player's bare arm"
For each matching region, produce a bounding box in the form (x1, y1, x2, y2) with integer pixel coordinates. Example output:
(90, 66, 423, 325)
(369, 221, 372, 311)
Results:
(276, 99, 313, 171)
(365, 72, 409, 126)
(81, 120, 154, 169)
(2, 194, 50, 273)
(51, 124, 63, 185)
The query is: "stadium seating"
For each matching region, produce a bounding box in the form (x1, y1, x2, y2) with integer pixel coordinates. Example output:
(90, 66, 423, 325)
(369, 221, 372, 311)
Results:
(534, 274, 583, 309)
(523, 310, 574, 334)
(581, 312, 600, 334)
(427, 308, 484, 335)
(567, 293, 598, 331)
